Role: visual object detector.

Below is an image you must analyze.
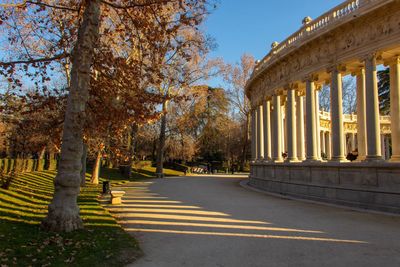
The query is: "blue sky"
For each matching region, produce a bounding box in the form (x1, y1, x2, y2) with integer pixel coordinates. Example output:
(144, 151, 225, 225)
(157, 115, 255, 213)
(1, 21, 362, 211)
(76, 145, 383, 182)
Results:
(204, 0, 344, 86)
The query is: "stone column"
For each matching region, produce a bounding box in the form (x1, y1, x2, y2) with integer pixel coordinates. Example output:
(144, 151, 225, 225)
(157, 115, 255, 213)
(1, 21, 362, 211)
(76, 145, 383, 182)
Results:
(305, 78, 319, 161)
(321, 131, 326, 155)
(296, 93, 306, 161)
(286, 87, 298, 162)
(355, 69, 367, 160)
(330, 67, 346, 161)
(281, 104, 286, 154)
(273, 94, 283, 162)
(263, 99, 272, 161)
(351, 133, 356, 152)
(381, 135, 385, 159)
(386, 135, 391, 160)
(365, 54, 382, 161)
(256, 104, 264, 161)
(326, 131, 332, 160)
(251, 109, 257, 161)
(389, 57, 400, 161)
(315, 88, 321, 159)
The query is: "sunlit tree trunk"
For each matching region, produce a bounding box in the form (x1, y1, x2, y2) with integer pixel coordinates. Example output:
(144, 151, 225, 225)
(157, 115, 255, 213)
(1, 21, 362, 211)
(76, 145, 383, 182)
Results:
(41, 0, 100, 232)
(156, 99, 169, 178)
(90, 150, 102, 185)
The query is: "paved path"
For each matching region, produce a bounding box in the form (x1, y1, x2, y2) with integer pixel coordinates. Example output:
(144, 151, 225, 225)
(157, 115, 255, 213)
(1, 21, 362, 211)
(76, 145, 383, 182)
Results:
(106, 175, 400, 267)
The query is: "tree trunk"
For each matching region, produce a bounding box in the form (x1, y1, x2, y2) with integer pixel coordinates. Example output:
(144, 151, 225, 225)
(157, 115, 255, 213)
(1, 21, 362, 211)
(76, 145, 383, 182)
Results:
(90, 150, 102, 185)
(80, 143, 87, 187)
(41, 0, 100, 232)
(156, 100, 168, 178)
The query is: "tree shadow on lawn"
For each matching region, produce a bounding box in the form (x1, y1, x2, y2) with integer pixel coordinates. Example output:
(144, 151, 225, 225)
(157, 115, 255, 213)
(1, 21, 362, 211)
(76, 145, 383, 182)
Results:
(0, 170, 141, 267)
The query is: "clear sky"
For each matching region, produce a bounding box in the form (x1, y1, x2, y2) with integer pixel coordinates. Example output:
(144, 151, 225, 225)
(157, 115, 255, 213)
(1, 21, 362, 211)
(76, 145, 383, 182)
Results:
(204, 0, 344, 86)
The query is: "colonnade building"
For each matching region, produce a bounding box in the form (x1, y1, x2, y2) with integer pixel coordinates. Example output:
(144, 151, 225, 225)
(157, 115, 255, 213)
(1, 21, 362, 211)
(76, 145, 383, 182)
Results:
(246, 0, 400, 213)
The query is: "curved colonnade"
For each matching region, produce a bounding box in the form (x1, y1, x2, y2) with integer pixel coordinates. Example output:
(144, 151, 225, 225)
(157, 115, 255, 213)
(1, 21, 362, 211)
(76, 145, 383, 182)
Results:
(246, 0, 400, 213)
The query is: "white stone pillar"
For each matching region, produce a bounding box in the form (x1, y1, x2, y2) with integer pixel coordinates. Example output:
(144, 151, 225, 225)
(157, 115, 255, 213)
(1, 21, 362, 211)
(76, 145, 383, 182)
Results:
(305, 78, 319, 161)
(286, 87, 297, 162)
(326, 131, 332, 160)
(365, 54, 382, 161)
(321, 131, 326, 156)
(389, 57, 400, 161)
(381, 134, 385, 159)
(355, 69, 367, 160)
(315, 88, 321, 159)
(281, 104, 286, 154)
(351, 133, 356, 152)
(330, 67, 346, 161)
(251, 109, 257, 161)
(296, 93, 306, 161)
(263, 99, 272, 161)
(273, 94, 283, 162)
(386, 135, 391, 160)
(256, 104, 264, 161)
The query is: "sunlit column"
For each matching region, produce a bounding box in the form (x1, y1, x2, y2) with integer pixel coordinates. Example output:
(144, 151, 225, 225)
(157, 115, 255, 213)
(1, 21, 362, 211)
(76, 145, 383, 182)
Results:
(273, 93, 283, 162)
(315, 87, 321, 159)
(251, 109, 257, 161)
(381, 134, 385, 159)
(256, 104, 264, 161)
(365, 53, 382, 161)
(330, 66, 346, 161)
(389, 57, 400, 161)
(286, 86, 298, 162)
(326, 131, 332, 160)
(321, 131, 326, 156)
(351, 133, 356, 152)
(355, 69, 367, 160)
(305, 77, 319, 161)
(282, 104, 286, 154)
(296, 92, 306, 161)
(263, 98, 272, 161)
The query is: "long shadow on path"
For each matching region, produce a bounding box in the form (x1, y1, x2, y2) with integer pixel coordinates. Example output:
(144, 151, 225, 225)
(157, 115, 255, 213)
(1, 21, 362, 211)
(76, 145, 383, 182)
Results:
(104, 175, 400, 267)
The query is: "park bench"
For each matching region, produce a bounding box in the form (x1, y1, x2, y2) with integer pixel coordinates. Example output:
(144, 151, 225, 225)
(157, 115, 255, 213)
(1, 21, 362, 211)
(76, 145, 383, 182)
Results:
(110, 190, 126, 205)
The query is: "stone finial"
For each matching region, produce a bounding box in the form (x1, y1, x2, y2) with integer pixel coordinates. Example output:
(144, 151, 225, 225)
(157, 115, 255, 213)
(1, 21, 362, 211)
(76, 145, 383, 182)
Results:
(271, 41, 280, 49)
(302, 16, 313, 25)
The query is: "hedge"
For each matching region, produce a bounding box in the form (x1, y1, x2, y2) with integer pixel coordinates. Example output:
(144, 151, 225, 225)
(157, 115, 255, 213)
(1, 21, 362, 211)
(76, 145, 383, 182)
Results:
(0, 158, 57, 174)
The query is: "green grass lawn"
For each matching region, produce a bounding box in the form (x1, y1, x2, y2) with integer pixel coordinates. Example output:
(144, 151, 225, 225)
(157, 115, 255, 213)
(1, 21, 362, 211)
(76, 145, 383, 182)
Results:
(0, 170, 141, 267)
(0, 165, 184, 266)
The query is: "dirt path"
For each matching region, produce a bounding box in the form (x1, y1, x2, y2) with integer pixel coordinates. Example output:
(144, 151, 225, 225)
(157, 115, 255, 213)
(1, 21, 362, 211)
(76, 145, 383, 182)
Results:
(106, 175, 400, 267)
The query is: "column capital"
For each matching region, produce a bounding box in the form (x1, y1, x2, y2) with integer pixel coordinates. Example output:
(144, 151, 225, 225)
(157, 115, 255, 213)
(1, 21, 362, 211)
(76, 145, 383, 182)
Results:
(351, 65, 365, 77)
(284, 83, 299, 91)
(384, 56, 400, 67)
(303, 74, 319, 83)
(327, 64, 347, 74)
(274, 88, 285, 96)
(362, 52, 383, 63)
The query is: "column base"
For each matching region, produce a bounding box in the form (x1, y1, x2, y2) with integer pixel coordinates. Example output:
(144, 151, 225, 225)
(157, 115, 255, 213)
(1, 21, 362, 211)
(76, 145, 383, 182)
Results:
(263, 158, 272, 163)
(390, 155, 400, 162)
(272, 158, 284, 163)
(285, 158, 300, 163)
(305, 158, 321, 163)
(330, 156, 348, 163)
(364, 155, 384, 162)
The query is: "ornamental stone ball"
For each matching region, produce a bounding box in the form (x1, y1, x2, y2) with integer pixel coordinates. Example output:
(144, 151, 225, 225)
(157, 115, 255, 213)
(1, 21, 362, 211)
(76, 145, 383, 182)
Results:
(271, 42, 280, 49)
(302, 16, 313, 25)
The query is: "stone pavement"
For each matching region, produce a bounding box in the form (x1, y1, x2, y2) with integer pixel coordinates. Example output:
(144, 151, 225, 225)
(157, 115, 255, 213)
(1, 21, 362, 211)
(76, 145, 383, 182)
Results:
(105, 175, 400, 267)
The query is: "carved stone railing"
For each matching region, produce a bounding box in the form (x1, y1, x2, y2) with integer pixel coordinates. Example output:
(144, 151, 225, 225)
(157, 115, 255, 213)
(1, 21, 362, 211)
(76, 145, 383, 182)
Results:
(248, 0, 393, 92)
(319, 111, 391, 133)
